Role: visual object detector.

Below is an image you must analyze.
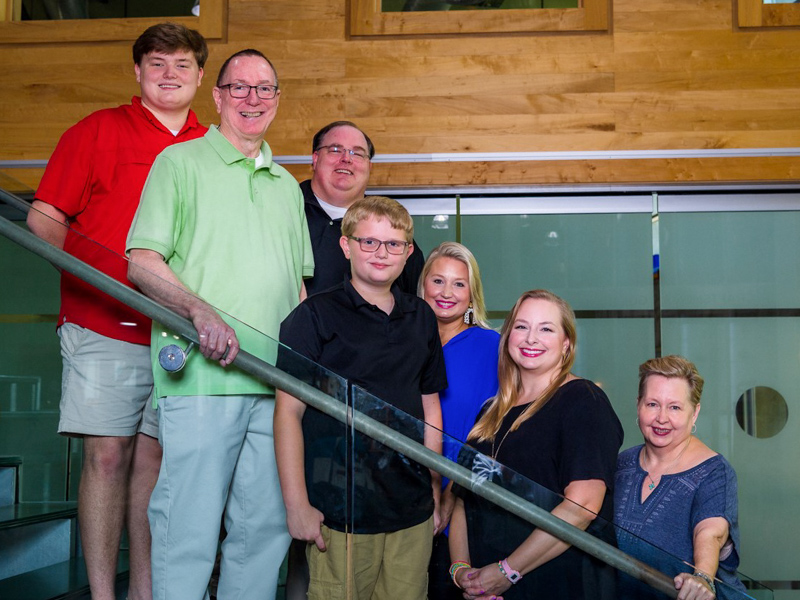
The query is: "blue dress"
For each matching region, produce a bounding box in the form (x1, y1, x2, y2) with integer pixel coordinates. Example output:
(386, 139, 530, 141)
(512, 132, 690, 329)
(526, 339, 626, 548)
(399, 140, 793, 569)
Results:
(614, 445, 747, 599)
(440, 326, 500, 487)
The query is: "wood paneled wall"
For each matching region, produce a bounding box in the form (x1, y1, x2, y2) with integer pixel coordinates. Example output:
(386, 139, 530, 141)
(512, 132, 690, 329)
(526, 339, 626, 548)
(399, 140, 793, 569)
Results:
(2, 0, 800, 189)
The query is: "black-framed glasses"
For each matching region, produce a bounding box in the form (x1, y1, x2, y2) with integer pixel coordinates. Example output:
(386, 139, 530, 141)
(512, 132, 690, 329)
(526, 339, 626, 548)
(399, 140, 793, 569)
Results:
(316, 144, 370, 162)
(348, 236, 409, 255)
(218, 83, 279, 100)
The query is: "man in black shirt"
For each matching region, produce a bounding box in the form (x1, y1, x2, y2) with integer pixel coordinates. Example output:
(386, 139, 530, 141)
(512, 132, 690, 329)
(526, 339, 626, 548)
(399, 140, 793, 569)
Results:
(301, 121, 424, 296)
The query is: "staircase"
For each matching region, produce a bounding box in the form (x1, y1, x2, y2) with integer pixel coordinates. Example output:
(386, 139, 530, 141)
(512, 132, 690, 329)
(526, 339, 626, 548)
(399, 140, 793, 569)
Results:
(0, 455, 129, 600)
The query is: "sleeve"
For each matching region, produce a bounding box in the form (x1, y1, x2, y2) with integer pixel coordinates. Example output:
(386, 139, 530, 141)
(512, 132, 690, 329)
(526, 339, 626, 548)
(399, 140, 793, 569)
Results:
(691, 460, 737, 528)
(559, 382, 624, 489)
(126, 153, 183, 259)
(691, 459, 742, 573)
(396, 237, 425, 295)
(419, 304, 448, 395)
(276, 301, 327, 387)
(297, 186, 315, 279)
(35, 117, 97, 216)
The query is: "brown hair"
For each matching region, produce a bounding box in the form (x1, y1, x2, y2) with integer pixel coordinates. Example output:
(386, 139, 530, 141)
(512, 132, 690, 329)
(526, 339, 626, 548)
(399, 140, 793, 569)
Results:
(469, 289, 577, 443)
(637, 355, 704, 408)
(132, 22, 208, 69)
(312, 121, 375, 159)
(417, 242, 491, 329)
(341, 196, 414, 242)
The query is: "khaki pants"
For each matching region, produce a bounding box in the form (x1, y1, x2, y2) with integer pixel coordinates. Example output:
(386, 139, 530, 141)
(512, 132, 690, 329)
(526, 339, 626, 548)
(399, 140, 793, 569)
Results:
(307, 517, 434, 600)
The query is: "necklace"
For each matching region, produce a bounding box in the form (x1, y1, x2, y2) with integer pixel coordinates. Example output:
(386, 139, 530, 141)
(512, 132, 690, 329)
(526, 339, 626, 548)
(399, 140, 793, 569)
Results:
(491, 426, 513, 460)
(641, 436, 692, 491)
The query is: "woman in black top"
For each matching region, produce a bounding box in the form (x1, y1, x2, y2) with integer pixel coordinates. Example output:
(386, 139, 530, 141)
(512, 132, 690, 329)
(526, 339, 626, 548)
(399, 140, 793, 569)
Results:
(449, 289, 623, 599)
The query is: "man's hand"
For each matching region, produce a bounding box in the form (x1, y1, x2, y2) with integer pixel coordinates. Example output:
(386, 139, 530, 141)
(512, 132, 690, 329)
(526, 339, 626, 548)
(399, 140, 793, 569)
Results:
(190, 303, 239, 366)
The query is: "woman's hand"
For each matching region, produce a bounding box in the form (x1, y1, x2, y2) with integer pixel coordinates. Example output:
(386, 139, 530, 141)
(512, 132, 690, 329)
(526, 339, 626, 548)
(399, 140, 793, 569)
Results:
(457, 563, 512, 600)
(674, 572, 715, 600)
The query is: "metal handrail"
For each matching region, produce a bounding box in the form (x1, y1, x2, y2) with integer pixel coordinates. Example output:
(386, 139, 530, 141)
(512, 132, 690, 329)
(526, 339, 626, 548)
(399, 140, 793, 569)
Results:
(0, 188, 678, 598)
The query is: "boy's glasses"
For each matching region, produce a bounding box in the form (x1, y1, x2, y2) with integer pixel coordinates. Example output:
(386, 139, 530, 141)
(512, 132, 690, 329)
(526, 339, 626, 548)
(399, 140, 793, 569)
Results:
(348, 236, 409, 255)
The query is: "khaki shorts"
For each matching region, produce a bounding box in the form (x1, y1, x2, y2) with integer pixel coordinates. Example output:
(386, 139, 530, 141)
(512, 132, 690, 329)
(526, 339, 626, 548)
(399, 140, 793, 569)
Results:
(307, 517, 433, 600)
(58, 323, 156, 438)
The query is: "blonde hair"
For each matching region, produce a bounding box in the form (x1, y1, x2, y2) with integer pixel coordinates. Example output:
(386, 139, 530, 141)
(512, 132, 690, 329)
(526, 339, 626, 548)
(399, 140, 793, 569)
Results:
(469, 289, 577, 443)
(417, 242, 490, 329)
(341, 196, 414, 242)
(638, 355, 704, 408)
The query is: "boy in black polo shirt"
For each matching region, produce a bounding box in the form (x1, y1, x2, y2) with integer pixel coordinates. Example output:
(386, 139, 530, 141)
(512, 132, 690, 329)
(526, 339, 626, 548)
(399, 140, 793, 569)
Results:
(275, 196, 447, 600)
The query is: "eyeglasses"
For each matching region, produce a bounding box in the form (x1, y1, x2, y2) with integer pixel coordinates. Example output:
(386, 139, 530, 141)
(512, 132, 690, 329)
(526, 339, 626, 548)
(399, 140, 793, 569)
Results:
(316, 144, 370, 162)
(348, 236, 409, 255)
(218, 83, 279, 100)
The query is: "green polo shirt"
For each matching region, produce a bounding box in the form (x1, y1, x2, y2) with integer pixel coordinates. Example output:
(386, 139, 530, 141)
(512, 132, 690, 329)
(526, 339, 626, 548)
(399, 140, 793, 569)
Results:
(128, 125, 314, 398)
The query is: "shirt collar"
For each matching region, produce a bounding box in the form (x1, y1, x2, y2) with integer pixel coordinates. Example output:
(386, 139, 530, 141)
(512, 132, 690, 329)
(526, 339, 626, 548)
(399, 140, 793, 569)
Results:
(342, 276, 415, 317)
(131, 96, 200, 136)
(205, 125, 276, 171)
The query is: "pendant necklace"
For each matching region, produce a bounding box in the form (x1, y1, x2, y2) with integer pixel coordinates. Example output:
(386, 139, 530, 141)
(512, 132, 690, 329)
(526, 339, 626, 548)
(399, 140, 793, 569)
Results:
(642, 436, 692, 491)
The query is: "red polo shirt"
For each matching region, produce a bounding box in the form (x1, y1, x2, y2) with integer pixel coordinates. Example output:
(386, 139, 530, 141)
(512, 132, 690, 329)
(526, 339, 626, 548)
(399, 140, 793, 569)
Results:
(36, 96, 207, 345)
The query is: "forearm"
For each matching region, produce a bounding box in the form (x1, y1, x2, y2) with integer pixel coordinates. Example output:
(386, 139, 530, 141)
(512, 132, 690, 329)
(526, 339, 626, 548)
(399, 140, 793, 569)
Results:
(274, 391, 311, 511)
(422, 392, 443, 488)
(27, 200, 68, 250)
(692, 518, 730, 578)
(506, 479, 606, 575)
(127, 249, 204, 320)
(448, 499, 471, 564)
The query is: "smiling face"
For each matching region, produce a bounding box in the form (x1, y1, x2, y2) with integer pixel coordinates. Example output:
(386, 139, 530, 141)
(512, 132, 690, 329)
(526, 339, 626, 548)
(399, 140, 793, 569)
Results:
(507, 297, 570, 379)
(339, 215, 412, 293)
(213, 54, 280, 155)
(135, 50, 203, 119)
(637, 375, 699, 451)
(311, 125, 372, 207)
(422, 257, 471, 326)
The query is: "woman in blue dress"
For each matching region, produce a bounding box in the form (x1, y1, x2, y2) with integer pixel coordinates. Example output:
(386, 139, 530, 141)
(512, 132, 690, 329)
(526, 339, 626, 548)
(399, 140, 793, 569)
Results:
(419, 242, 500, 600)
(614, 355, 746, 600)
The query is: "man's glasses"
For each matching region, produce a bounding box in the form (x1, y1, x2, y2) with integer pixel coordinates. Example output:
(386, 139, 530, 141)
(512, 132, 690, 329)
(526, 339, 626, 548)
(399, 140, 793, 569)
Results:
(218, 83, 279, 100)
(316, 144, 370, 162)
(348, 236, 409, 255)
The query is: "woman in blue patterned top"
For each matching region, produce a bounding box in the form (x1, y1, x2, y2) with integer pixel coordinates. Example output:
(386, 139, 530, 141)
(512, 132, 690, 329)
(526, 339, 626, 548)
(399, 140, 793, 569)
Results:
(614, 355, 746, 600)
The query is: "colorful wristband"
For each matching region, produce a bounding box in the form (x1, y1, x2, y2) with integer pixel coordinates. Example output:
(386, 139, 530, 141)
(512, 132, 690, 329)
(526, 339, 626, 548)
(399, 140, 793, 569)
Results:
(449, 561, 471, 589)
(498, 558, 522, 584)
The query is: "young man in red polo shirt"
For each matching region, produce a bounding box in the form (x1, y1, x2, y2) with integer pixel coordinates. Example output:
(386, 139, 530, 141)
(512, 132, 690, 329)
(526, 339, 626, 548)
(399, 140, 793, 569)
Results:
(26, 23, 208, 600)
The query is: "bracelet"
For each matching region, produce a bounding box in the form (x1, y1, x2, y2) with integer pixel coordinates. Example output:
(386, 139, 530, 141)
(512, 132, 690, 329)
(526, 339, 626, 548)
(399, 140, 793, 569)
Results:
(693, 571, 716, 595)
(449, 561, 471, 589)
(497, 558, 522, 584)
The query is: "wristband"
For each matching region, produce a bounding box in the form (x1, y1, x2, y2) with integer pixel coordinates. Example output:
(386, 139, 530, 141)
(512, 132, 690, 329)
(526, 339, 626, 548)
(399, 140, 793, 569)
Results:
(693, 571, 716, 595)
(449, 561, 471, 589)
(498, 558, 522, 584)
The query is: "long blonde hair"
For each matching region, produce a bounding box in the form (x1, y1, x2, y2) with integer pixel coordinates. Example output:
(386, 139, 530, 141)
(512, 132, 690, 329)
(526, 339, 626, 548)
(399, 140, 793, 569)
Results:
(468, 289, 577, 443)
(417, 242, 490, 329)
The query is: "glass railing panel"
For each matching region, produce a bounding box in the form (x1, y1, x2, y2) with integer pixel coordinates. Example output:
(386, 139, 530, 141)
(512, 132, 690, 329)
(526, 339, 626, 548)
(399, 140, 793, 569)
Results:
(349, 384, 771, 600)
(0, 191, 70, 502)
(0, 190, 350, 597)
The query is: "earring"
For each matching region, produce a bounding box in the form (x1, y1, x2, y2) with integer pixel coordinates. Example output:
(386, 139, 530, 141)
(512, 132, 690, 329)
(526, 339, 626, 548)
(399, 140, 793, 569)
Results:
(692, 424, 697, 434)
(463, 303, 475, 325)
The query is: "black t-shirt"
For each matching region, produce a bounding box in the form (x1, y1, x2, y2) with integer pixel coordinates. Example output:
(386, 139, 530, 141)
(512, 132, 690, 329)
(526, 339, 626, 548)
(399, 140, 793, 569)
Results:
(300, 179, 425, 297)
(278, 278, 447, 533)
(457, 379, 623, 599)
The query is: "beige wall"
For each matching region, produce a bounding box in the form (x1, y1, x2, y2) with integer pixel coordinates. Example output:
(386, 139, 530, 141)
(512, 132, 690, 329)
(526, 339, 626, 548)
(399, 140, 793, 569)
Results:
(2, 0, 800, 189)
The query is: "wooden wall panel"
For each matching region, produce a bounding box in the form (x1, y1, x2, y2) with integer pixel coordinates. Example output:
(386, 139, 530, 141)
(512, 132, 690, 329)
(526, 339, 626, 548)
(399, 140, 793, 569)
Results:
(1, 0, 800, 187)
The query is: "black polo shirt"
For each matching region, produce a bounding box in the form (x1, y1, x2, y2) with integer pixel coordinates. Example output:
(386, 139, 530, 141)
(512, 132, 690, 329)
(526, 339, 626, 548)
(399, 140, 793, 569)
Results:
(300, 179, 425, 297)
(278, 277, 447, 533)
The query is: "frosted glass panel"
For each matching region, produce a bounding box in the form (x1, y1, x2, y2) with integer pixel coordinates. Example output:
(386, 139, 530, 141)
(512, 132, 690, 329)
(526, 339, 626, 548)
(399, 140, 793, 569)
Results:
(462, 213, 653, 311)
(660, 212, 800, 309)
(662, 317, 800, 584)
(574, 318, 655, 450)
